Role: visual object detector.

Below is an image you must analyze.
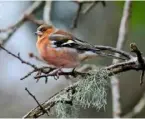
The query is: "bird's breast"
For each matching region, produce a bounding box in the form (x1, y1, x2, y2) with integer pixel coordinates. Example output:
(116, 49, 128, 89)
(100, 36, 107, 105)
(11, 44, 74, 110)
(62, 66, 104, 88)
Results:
(38, 44, 80, 68)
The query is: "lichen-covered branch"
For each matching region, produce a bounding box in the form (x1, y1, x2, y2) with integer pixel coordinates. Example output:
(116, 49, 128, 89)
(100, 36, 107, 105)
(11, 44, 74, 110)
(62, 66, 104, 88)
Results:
(23, 57, 144, 118)
(23, 43, 145, 118)
(1, 41, 145, 118)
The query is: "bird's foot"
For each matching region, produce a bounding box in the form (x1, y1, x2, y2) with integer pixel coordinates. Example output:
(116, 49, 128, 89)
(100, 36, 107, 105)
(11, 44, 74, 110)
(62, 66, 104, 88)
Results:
(35, 71, 42, 83)
(51, 68, 62, 80)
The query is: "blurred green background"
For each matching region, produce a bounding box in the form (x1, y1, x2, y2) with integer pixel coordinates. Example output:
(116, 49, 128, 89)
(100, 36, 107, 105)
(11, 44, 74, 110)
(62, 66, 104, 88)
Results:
(0, 1, 145, 118)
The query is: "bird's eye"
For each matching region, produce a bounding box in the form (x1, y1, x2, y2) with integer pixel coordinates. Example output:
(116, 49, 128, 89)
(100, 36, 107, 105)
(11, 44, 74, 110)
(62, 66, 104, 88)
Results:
(40, 27, 47, 32)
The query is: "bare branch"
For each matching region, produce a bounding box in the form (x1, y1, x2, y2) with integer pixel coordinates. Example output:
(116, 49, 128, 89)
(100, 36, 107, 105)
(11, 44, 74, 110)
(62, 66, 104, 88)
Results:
(0, 1, 43, 47)
(71, 2, 83, 28)
(25, 14, 45, 26)
(34, 70, 83, 79)
(25, 88, 49, 117)
(23, 82, 78, 118)
(0, 45, 56, 81)
(0, 45, 37, 69)
(82, 1, 106, 14)
(111, 0, 132, 118)
(21, 66, 56, 81)
(123, 92, 145, 118)
(43, 1, 53, 26)
(0, 43, 134, 81)
(130, 43, 145, 85)
(121, 43, 145, 118)
(71, 1, 106, 28)
(20, 69, 36, 80)
(28, 52, 45, 63)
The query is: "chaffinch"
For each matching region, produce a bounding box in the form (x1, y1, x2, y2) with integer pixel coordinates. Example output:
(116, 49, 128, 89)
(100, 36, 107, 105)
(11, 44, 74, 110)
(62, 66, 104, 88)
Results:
(35, 24, 123, 69)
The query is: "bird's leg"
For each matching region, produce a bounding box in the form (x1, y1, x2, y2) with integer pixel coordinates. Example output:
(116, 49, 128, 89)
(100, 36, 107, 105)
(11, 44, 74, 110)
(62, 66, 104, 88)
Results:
(51, 67, 63, 80)
(35, 71, 42, 83)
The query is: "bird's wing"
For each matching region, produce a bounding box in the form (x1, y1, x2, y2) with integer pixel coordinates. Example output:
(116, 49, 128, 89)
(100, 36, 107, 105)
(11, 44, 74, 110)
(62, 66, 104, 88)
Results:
(49, 30, 100, 52)
(48, 30, 126, 60)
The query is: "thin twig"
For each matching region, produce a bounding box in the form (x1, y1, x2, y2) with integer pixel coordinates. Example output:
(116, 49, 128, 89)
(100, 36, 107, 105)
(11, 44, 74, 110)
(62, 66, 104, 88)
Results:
(71, 1, 106, 28)
(0, 45, 37, 69)
(82, 1, 106, 14)
(0, 1, 43, 47)
(23, 82, 78, 118)
(21, 67, 56, 81)
(0, 45, 57, 81)
(29, 52, 45, 62)
(25, 14, 45, 26)
(25, 88, 49, 117)
(34, 70, 84, 79)
(111, 0, 132, 118)
(123, 92, 145, 118)
(130, 43, 145, 85)
(20, 69, 36, 80)
(71, 2, 83, 28)
(0, 44, 133, 81)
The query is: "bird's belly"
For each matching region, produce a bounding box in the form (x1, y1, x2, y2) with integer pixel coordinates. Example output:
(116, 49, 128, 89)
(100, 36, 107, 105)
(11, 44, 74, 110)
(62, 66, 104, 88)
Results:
(41, 47, 80, 68)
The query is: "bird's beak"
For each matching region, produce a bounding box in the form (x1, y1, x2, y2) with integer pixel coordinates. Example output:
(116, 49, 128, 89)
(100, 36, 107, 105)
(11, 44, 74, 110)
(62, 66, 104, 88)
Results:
(35, 31, 43, 36)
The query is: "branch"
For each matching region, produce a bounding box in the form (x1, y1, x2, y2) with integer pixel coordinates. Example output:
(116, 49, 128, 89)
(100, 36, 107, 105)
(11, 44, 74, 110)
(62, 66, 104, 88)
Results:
(71, 1, 106, 28)
(111, 0, 132, 118)
(0, 44, 37, 69)
(0, 45, 56, 81)
(23, 82, 79, 118)
(23, 57, 144, 118)
(43, 1, 53, 26)
(25, 88, 49, 117)
(130, 43, 145, 85)
(0, 1, 43, 47)
(28, 52, 45, 63)
(24, 14, 45, 26)
(123, 92, 145, 118)
(82, 1, 106, 14)
(0, 43, 133, 81)
(1, 41, 145, 118)
(121, 43, 145, 118)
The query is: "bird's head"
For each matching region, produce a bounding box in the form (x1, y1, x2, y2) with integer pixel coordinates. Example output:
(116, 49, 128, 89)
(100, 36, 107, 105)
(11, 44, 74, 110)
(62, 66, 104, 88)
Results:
(35, 24, 53, 37)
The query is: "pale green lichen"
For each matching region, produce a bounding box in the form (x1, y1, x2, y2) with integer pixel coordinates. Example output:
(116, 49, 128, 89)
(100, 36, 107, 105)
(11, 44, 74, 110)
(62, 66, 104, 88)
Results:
(54, 90, 80, 118)
(55, 68, 110, 118)
(74, 68, 110, 110)
(55, 100, 80, 118)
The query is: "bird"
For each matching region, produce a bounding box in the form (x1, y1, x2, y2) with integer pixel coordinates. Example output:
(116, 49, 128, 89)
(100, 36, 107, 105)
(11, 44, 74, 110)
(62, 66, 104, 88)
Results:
(35, 24, 124, 70)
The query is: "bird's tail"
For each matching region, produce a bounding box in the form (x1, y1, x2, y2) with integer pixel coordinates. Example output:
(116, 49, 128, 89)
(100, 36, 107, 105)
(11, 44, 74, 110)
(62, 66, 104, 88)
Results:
(101, 52, 126, 60)
(94, 50, 126, 60)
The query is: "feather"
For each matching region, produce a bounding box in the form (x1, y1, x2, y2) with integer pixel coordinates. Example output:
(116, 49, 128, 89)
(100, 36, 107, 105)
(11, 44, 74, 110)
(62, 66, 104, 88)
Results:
(48, 31, 125, 60)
